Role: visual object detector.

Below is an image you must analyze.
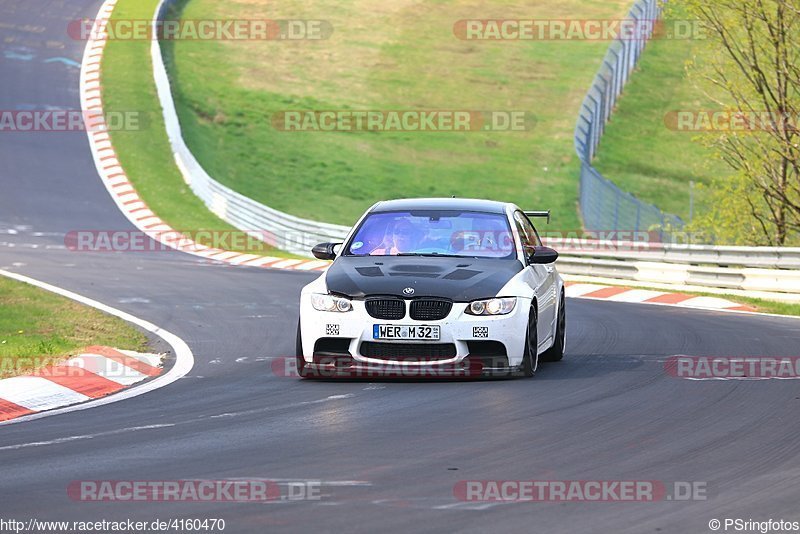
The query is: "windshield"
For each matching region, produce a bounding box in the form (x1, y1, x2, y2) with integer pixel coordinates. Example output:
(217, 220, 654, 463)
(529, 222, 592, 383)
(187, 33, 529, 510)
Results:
(345, 210, 515, 258)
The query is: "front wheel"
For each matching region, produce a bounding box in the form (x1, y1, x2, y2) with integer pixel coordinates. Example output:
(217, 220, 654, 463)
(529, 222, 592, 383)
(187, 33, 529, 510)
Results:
(521, 306, 538, 378)
(295, 319, 311, 378)
(541, 292, 566, 363)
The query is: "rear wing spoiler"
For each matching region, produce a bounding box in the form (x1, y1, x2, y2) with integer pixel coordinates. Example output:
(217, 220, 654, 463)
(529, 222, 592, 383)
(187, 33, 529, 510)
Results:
(523, 210, 551, 224)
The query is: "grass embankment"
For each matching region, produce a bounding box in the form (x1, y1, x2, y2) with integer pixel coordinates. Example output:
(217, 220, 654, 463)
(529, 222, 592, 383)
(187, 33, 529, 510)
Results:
(591, 28, 723, 222)
(164, 0, 637, 231)
(0, 276, 148, 378)
(704, 296, 800, 317)
(107, 0, 708, 237)
(102, 0, 294, 257)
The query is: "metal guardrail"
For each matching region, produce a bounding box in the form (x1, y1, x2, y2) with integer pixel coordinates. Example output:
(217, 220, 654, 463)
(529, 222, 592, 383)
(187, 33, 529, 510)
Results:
(541, 240, 800, 270)
(574, 0, 684, 237)
(149, 0, 800, 297)
(544, 237, 800, 296)
(554, 257, 800, 297)
(152, 0, 350, 257)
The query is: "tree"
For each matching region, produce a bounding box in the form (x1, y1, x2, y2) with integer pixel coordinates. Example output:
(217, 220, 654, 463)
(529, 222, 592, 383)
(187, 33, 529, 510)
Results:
(679, 0, 800, 245)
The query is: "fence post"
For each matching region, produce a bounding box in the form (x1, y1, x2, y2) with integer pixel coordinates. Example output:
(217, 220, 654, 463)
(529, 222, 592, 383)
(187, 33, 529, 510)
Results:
(573, 0, 685, 238)
(620, 39, 630, 87)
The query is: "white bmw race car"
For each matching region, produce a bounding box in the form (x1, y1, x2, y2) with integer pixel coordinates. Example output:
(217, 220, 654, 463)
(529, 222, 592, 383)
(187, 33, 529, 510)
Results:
(296, 198, 566, 378)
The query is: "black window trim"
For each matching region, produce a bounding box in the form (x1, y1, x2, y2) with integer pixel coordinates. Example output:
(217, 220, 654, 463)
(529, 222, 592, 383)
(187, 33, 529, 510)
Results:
(513, 210, 544, 264)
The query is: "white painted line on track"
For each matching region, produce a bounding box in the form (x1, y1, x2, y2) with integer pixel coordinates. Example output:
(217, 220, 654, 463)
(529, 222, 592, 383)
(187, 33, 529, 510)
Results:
(0, 423, 177, 451)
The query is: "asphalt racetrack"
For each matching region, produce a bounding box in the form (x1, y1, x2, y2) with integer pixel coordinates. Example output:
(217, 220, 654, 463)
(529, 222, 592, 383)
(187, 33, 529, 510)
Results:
(1, 1, 799, 533)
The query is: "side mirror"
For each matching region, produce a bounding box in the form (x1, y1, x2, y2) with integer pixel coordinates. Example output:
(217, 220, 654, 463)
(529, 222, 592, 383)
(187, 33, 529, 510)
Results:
(312, 242, 341, 260)
(528, 246, 559, 265)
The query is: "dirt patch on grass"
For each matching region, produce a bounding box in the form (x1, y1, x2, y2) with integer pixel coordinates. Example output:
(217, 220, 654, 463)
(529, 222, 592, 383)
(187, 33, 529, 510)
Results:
(208, 0, 632, 107)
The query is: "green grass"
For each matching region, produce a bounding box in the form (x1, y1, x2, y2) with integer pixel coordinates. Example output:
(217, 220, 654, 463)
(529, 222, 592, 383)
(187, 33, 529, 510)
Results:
(0, 276, 148, 378)
(101, 0, 295, 257)
(591, 27, 724, 222)
(164, 0, 637, 231)
(730, 297, 800, 317)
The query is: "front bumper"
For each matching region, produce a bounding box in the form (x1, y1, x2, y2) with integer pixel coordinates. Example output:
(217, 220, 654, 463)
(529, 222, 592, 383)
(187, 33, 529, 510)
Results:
(298, 298, 530, 374)
(300, 359, 521, 379)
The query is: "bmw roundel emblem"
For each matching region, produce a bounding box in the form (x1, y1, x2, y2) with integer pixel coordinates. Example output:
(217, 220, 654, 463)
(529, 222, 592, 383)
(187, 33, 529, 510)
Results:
(403, 287, 415, 296)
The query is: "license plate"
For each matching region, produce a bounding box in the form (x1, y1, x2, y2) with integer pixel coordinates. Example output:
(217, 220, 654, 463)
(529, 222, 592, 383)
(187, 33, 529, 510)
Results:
(373, 324, 441, 341)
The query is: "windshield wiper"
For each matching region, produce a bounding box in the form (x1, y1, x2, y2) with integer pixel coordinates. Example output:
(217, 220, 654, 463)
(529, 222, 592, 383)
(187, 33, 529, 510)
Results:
(396, 252, 470, 258)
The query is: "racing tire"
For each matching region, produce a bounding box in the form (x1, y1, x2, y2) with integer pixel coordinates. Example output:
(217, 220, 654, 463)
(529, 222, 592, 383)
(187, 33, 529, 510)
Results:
(521, 305, 538, 378)
(541, 291, 566, 363)
(296, 319, 311, 379)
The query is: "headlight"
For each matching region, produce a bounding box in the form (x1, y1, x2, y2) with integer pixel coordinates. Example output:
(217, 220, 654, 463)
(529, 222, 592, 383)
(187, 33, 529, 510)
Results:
(311, 293, 353, 312)
(465, 297, 516, 316)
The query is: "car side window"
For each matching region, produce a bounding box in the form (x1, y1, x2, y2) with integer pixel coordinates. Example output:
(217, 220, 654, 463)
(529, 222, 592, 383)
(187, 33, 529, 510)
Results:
(513, 217, 530, 249)
(513, 211, 541, 249)
(513, 212, 536, 263)
(522, 215, 543, 246)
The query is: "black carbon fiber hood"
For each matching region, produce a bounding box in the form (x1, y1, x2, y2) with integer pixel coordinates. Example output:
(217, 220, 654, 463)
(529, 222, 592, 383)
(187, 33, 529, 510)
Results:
(324, 255, 523, 301)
